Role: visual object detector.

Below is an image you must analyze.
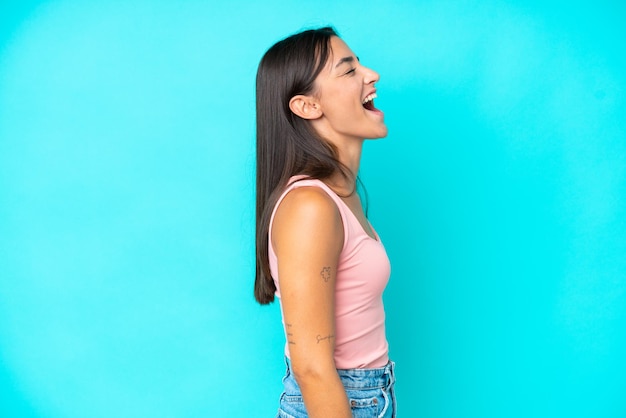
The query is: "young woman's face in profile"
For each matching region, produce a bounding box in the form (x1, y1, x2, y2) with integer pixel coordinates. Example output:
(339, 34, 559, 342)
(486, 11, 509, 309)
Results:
(312, 36, 388, 143)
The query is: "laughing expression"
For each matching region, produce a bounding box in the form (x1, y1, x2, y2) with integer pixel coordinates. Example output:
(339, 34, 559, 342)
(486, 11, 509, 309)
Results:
(310, 36, 388, 145)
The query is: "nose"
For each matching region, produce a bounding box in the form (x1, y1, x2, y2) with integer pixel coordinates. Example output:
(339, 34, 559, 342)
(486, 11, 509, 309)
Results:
(362, 65, 380, 85)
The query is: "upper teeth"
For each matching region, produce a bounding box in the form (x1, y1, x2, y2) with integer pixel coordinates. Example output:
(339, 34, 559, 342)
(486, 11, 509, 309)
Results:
(362, 93, 377, 104)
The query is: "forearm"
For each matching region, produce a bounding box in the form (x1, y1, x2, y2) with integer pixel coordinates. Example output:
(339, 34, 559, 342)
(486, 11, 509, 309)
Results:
(297, 371, 351, 418)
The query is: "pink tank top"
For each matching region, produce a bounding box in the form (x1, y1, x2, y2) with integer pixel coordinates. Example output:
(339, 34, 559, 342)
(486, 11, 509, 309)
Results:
(268, 177, 390, 369)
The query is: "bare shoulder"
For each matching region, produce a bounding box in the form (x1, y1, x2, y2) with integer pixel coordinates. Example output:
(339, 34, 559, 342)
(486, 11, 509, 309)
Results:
(277, 186, 339, 220)
(272, 186, 343, 250)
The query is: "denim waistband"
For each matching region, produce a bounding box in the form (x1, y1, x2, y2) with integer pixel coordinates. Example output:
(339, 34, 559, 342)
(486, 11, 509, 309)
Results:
(285, 358, 395, 391)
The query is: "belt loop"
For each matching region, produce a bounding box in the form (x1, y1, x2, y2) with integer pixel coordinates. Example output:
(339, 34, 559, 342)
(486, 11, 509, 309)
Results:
(388, 360, 396, 386)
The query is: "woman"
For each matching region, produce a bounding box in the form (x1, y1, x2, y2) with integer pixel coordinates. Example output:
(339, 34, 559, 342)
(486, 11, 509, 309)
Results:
(255, 27, 396, 417)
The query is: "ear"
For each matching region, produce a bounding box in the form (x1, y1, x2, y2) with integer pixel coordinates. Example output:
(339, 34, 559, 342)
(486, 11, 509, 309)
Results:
(289, 94, 322, 120)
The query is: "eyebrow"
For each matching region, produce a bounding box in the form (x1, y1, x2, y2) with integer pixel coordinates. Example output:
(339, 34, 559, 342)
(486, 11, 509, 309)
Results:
(334, 56, 359, 68)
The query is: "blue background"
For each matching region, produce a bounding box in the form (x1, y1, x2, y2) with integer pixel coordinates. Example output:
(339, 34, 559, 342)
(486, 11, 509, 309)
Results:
(1, 1, 625, 417)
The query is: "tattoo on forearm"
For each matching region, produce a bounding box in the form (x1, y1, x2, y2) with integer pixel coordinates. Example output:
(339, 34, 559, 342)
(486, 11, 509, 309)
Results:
(316, 334, 335, 344)
(286, 323, 296, 345)
(321, 266, 331, 282)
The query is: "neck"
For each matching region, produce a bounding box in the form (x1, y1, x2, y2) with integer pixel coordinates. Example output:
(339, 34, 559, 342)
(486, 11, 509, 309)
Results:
(309, 120, 366, 192)
(327, 138, 364, 194)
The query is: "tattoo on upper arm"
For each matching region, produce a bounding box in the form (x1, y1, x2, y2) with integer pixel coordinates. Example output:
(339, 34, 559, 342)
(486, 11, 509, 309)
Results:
(286, 323, 296, 345)
(321, 266, 331, 282)
(316, 334, 335, 344)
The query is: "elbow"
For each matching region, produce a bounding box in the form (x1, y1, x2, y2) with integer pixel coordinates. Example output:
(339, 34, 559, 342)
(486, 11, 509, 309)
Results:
(290, 359, 336, 387)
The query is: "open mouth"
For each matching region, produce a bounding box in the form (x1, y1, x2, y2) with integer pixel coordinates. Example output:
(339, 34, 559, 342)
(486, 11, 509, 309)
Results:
(362, 92, 378, 111)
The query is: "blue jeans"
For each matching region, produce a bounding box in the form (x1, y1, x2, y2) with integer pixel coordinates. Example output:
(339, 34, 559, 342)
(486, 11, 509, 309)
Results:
(276, 359, 397, 418)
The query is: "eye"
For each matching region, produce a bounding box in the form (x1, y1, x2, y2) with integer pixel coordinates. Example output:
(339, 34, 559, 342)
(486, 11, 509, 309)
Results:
(345, 68, 356, 76)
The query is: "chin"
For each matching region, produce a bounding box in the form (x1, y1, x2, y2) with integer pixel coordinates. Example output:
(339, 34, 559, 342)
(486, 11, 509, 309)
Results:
(368, 126, 388, 140)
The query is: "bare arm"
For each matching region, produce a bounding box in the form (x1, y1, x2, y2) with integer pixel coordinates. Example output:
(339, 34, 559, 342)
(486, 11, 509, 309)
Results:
(272, 186, 351, 418)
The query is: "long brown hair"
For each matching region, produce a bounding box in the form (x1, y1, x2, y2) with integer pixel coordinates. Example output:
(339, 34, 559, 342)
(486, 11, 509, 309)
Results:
(254, 27, 351, 304)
